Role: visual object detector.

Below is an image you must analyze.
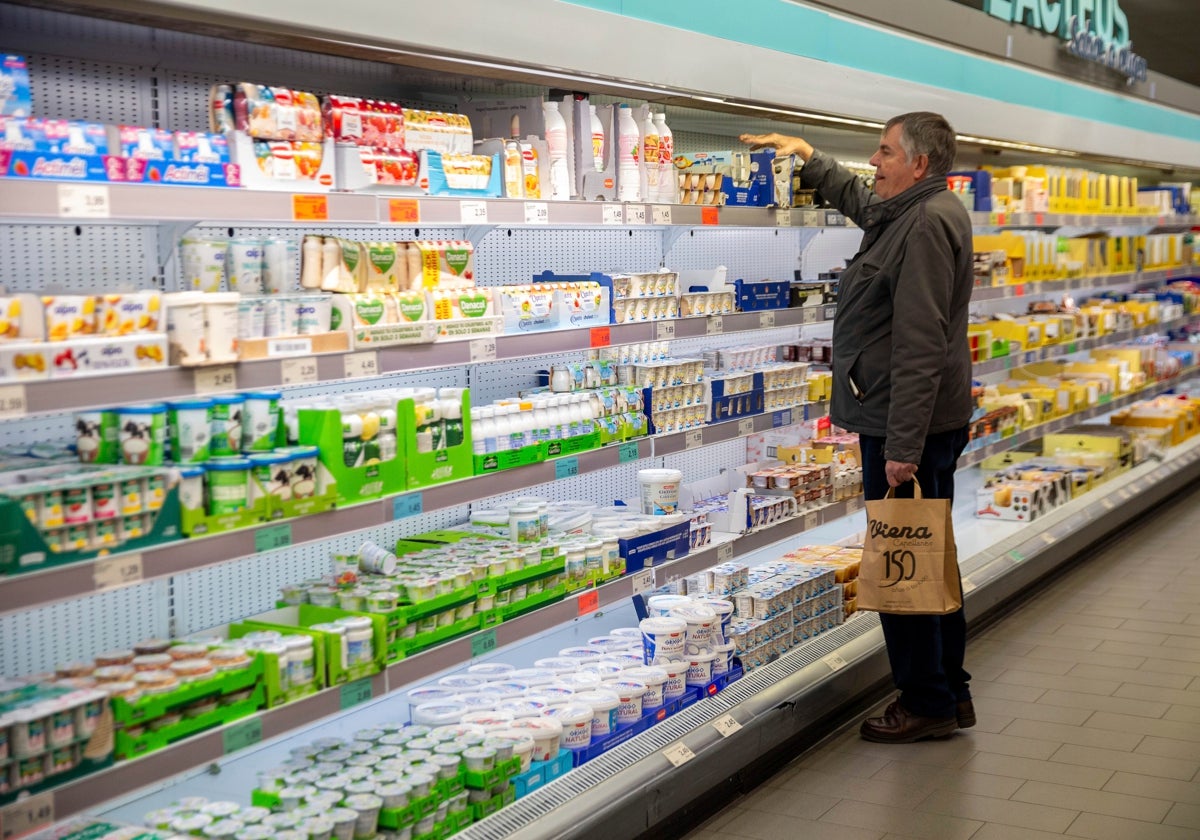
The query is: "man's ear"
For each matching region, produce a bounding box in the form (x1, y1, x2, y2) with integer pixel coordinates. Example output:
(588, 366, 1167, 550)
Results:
(913, 153, 930, 181)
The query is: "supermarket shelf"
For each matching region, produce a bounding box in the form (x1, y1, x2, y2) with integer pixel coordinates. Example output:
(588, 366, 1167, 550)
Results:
(969, 267, 1185, 302)
(971, 315, 1190, 376)
(969, 211, 1199, 231)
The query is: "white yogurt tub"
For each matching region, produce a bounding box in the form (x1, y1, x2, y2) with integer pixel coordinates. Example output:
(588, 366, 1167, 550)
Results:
(557, 671, 602, 691)
(640, 616, 688, 664)
(573, 689, 621, 738)
(670, 604, 718, 652)
(638, 468, 683, 515)
(438, 674, 488, 692)
(466, 661, 515, 679)
(713, 642, 735, 677)
(608, 627, 643, 641)
(611, 680, 648, 724)
(685, 652, 719, 687)
(543, 702, 594, 750)
(508, 717, 563, 762)
(495, 697, 550, 719)
(406, 687, 457, 716)
(491, 729, 535, 772)
(505, 667, 559, 686)
(645, 594, 691, 618)
(411, 702, 468, 727)
(691, 598, 735, 644)
(558, 645, 605, 660)
(460, 710, 515, 730)
(661, 662, 687, 700)
(533, 657, 582, 675)
(621, 666, 668, 708)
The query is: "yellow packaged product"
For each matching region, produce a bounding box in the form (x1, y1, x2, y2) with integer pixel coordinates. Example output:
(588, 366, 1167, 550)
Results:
(365, 242, 404, 292)
(42, 295, 97, 341)
(100, 292, 162, 336)
(0, 297, 21, 340)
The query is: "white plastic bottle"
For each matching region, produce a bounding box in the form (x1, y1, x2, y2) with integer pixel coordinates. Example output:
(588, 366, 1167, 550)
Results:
(547, 396, 566, 440)
(532, 399, 552, 444)
(616, 104, 642, 203)
(653, 112, 675, 203)
(493, 404, 514, 453)
(518, 401, 537, 448)
(641, 110, 660, 196)
(472, 408, 495, 456)
(542, 101, 572, 201)
(589, 104, 606, 172)
(506, 405, 526, 451)
(578, 394, 597, 436)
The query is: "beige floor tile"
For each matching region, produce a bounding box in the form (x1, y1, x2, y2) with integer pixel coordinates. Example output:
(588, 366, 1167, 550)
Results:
(972, 824, 1082, 840)
(1075, 604, 1188, 624)
(1028, 613, 1127, 631)
(1104, 771, 1200, 806)
(956, 730, 1060, 760)
(735, 784, 840, 821)
(975, 696, 1091, 725)
(1011, 779, 1172, 822)
(981, 629, 1104, 651)
(818, 800, 981, 840)
(963, 752, 1113, 789)
(1097, 640, 1200, 663)
(1164, 802, 1200, 830)
(970, 714, 1014, 734)
(1066, 662, 1194, 689)
(1114, 682, 1200, 709)
(797, 749, 894, 779)
(1164, 704, 1200, 724)
(1037, 689, 1171, 718)
(1122, 618, 1200, 639)
(836, 735, 978, 769)
(1141, 657, 1200, 678)
(1084, 710, 1200, 743)
(1049, 743, 1199, 781)
(717, 810, 886, 840)
(1134, 735, 1200, 761)
(1049, 623, 1171, 646)
(1065, 811, 1200, 840)
(969, 662, 1009, 682)
(978, 654, 1074, 675)
(917, 787, 1077, 832)
(1061, 594, 1149, 610)
(997, 669, 1122, 697)
(971, 638, 1036, 658)
(872, 760, 1024, 799)
(1162, 636, 1200, 650)
(692, 806, 748, 832)
(1023, 644, 1146, 669)
(970, 679, 1047, 703)
(1001, 718, 1143, 751)
(771, 767, 921, 808)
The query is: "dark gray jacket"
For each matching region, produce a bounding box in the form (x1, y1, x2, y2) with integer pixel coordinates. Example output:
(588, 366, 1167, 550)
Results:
(801, 150, 973, 464)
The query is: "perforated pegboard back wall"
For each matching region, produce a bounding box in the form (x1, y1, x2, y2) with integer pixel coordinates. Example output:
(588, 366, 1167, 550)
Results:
(799, 227, 864, 280)
(0, 225, 161, 293)
(473, 229, 663, 285)
(664, 437, 746, 485)
(667, 227, 801, 283)
(20, 54, 153, 126)
(478, 461, 647, 510)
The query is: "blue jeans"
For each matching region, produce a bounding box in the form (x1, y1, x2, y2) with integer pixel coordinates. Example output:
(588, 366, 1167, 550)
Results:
(859, 426, 971, 719)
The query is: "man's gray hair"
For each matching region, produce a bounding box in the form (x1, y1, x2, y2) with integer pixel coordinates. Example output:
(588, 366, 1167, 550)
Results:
(885, 112, 957, 178)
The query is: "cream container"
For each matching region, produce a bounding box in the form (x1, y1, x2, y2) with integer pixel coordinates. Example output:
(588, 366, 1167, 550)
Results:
(544, 702, 593, 749)
(573, 689, 620, 738)
(692, 598, 734, 644)
(713, 642, 735, 676)
(612, 680, 648, 724)
(640, 616, 687, 664)
(406, 687, 456, 715)
(492, 730, 534, 772)
(342, 794, 382, 840)
(661, 662, 687, 700)
(180, 238, 228, 292)
(509, 717, 562, 762)
(686, 651, 719, 686)
(671, 604, 718, 652)
(646, 594, 692, 618)
(164, 292, 208, 365)
(621, 666, 668, 708)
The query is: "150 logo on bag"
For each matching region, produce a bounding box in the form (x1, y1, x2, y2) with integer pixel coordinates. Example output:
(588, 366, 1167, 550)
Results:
(880, 549, 917, 587)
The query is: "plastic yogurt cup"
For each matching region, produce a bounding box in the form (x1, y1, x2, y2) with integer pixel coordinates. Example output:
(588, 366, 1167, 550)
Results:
(241, 391, 280, 451)
(205, 458, 251, 515)
(686, 651, 719, 686)
(572, 689, 621, 738)
(118, 404, 167, 466)
(670, 604, 718, 651)
(660, 661, 687, 700)
(621, 666, 668, 708)
(612, 680, 648, 723)
(640, 616, 688, 664)
(543, 702, 594, 750)
(167, 399, 213, 463)
(208, 395, 246, 457)
(646, 594, 692, 617)
(692, 598, 735, 644)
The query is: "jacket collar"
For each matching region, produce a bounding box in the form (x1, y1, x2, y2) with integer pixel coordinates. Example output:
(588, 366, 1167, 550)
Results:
(860, 176, 946, 229)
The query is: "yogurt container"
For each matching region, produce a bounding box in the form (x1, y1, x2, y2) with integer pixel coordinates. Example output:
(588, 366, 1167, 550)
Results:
(241, 391, 280, 451)
(278, 445, 321, 498)
(692, 598, 735, 644)
(75, 409, 119, 464)
(209, 395, 245, 457)
(685, 651, 719, 686)
(660, 661, 687, 700)
(509, 717, 562, 762)
(573, 689, 620, 738)
(412, 702, 468, 727)
(205, 458, 251, 515)
(228, 238, 264, 294)
(612, 679, 648, 723)
(646, 595, 691, 618)
(164, 292, 208, 364)
(204, 293, 240, 363)
(118, 404, 167, 465)
(544, 702, 593, 749)
(638, 468, 682, 514)
(491, 730, 535, 772)
(342, 794, 382, 840)
(248, 452, 293, 505)
(671, 604, 718, 652)
(621, 666, 668, 708)
(640, 616, 688, 664)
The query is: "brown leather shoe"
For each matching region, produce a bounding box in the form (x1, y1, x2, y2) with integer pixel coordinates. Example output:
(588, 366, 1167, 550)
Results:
(860, 700, 958, 743)
(957, 699, 976, 729)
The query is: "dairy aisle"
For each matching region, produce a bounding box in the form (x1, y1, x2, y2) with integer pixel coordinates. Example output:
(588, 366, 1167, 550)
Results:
(684, 486, 1200, 840)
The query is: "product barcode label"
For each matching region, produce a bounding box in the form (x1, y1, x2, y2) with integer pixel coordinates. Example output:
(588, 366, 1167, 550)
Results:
(194, 365, 238, 395)
(717, 542, 734, 563)
(618, 441, 640, 463)
(822, 653, 848, 672)
(804, 512, 819, 531)
(340, 678, 373, 710)
(775, 209, 792, 227)
(759, 311, 777, 330)
(631, 569, 655, 596)
(393, 493, 423, 520)
(57, 184, 110, 218)
(652, 205, 673, 225)
(0, 385, 27, 418)
(656, 321, 676, 340)
(0, 791, 54, 839)
(737, 417, 755, 437)
(93, 553, 143, 591)
(802, 307, 819, 325)
(471, 628, 498, 657)
(706, 316, 723, 335)
(461, 201, 488, 224)
(627, 205, 647, 224)
(254, 523, 292, 552)
(268, 338, 312, 357)
(712, 714, 742, 737)
(685, 429, 703, 450)
(602, 204, 624, 225)
(662, 741, 695, 767)
(470, 338, 498, 363)
(524, 202, 549, 224)
(555, 456, 580, 479)
(343, 351, 379, 379)
(281, 357, 319, 385)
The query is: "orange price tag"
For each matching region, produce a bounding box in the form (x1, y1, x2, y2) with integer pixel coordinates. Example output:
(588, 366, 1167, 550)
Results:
(389, 198, 420, 224)
(292, 194, 328, 221)
(589, 327, 611, 348)
(577, 589, 599, 615)
(1014, 284, 1024, 297)
(701, 207, 719, 226)
(1035, 212, 1045, 225)
(996, 212, 1006, 225)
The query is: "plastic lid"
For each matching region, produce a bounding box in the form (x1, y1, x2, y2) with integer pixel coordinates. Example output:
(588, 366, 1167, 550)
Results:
(438, 674, 488, 690)
(533, 657, 581, 675)
(543, 702, 593, 725)
(460, 710, 515, 728)
(210, 395, 246, 405)
(509, 715, 562, 738)
(407, 687, 457, 707)
(611, 679, 647, 699)
(119, 403, 167, 414)
(178, 465, 205, 478)
(670, 604, 718, 624)
(248, 452, 290, 465)
(639, 616, 687, 635)
(412, 702, 468, 726)
(244, 391, 282, 400)
(167, 398, 213, 410)
(622, 666, 668, 684)
(205, 458, 251, 471)
(693, 598, 734, 614)
(572, 689, 620, 710)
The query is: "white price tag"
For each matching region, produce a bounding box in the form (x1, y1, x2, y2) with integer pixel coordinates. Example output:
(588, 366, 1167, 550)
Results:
(1101, 498, 1115, 510)
(267, 337, 312, 357)
(685, 428, 703, 450)
(656, 321, 676, 341)
(759, 311, 776, 330)
(524, 202, 549, 224)
(470, 338, 498, 363)
(706, 316, 723, 335)
(343, 351, 379, 379)
(460, 201, 489, 224)
(602, 204, 624, 225)
(716, 542, 734, 563)
(822, 653, 848, 672)
(802, 307, 819, 325)
(804, 512, 819, 531)
(662, 741, 695, 767)
(0, 790, 55, 838)
(94, 553, 143, 591)
(631, 569, 655, 596)
(712, 714, 742, 737)
(1041, 532, 1056, 545)
(775, 209, 793, 227)
(652, 205, 673, 225)
(847, 497, 863, 513)
(737, 417, 755, 437)
(627, 205, 647, 225)
(57, 184, 110, 218)
(0, 384, 27, 418)
(961, 576, 977, 594)
(281, 356, 319, 385)
(193, 365, 238, 395)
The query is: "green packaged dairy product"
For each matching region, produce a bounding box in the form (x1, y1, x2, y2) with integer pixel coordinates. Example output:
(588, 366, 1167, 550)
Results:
(75, 409, 121, 463)
(168, 398, 213, 463)
(205, 458, 250, 515)
(241, 392, 281, 451)
(117, 403, 167, 465)
(209, 395, 245, 457)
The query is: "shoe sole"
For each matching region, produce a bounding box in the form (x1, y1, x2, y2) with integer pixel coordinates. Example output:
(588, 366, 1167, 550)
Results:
(957, 713, 976, 729)
(859, 719, 959, 744)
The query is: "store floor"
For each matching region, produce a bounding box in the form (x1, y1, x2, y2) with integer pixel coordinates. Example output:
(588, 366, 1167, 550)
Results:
(684, 493, 1200, 840)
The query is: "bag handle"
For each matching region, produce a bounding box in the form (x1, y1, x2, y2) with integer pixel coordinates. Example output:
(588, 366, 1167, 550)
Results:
(882, 481, 924, 500)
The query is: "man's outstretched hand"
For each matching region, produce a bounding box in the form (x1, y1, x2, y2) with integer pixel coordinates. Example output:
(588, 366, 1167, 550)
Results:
(739, 132, 815, 162)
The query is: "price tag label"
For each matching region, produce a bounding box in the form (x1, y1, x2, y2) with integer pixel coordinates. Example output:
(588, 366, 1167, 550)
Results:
(706, 316, 723, 335)
(0, 791, 54, 839)
(471, 628, 498, 657)
(0, 384, 27, 419)
(652, 205, 673, 225)
(1035, 212, 1045, 225)
(685, 429, 703, 450)
(343, 351, 379, 379)
(268, 337, 312, 357)
(292, 194, 328, 221)
(254, 523, 292, 552)
(802, 307, 819, 325)
(712, 714, 742, 737)
(737, 417, 756, 437)
(590, 327, 611, 347)
(1009, 550, 1025, 563)
(775, 209, 792, 227)
(961, 577, 977, 594)
(847, 497, 863, 514)
(388, 198, 420, 224)
(618, 441, 640, 463)
(627, 205, 647, 224)
(577, 589, 600, 615)
(602, 204, 624, 225)
(340, 678, 373, 710)
(57, 184, 111, 219)
(1041, 532, 1056, 545)
(93, 553, 143, 591)
(656, 321, 676, 341)
(461, 201, 489, 224)
(524, 201, 549, 224)
(555, 456, 580, 479)
(194, 365, 238, 395)
(631, 569, 655, 596)
(700, 207, 719, 226)
(822, 653, 848, 672)
(717, 542, 734, 563)
(804, 512, 819, 531)
(662, 741, 696, 767)
(223, 717, 262, 755)
(470, 338, 498, 363)
(759, 311, 777, 330)
(281, 357, 319, 386)
(393, 492, 423, 520)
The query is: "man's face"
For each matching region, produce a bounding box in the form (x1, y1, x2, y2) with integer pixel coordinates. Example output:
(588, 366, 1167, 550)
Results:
(869, 123, 925, 200)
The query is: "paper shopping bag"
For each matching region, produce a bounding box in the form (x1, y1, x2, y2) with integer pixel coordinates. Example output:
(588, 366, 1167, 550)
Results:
(858, 484, 962, 615)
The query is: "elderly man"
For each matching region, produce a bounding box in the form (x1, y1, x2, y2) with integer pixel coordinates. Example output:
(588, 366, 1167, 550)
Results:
(742, 112, 974, 743)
